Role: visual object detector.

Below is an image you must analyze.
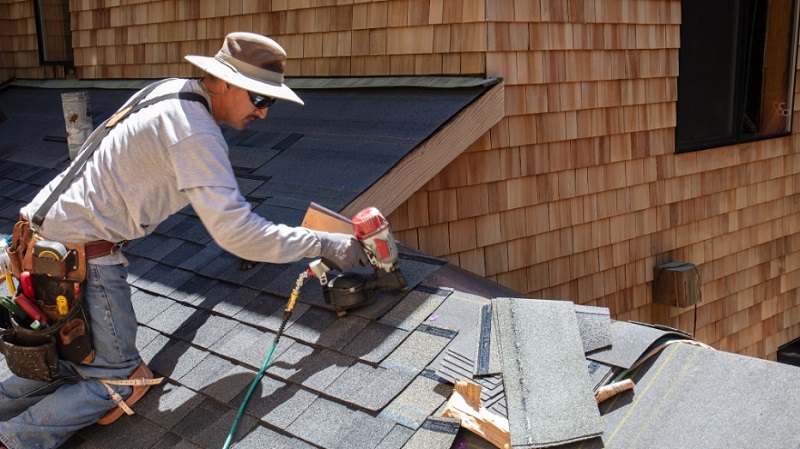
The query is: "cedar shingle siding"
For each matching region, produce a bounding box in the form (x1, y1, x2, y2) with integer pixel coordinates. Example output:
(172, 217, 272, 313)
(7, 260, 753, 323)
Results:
(3, 0, 799, 360)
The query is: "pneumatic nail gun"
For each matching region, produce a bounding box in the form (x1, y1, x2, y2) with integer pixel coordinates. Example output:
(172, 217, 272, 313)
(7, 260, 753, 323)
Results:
(308, 207, 408, 316)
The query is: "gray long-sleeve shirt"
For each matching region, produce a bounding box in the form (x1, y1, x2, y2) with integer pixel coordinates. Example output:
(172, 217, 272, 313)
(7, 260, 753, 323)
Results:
(21, 78, 322, 265)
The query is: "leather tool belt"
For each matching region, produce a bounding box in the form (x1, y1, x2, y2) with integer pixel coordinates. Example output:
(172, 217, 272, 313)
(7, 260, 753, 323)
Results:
(0, 219, 111, 381)
(0, 81, 201, 383)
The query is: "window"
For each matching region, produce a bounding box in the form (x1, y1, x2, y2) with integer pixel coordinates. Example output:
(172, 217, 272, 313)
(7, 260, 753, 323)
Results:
(33, 0, 73, 64)
(676, 0, 800, 153)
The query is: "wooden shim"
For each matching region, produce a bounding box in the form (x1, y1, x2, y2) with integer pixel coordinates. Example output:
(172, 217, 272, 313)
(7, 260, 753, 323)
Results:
(341, 81, 505, 218)
(300, 202, 353, 235)
(441, 379, 511, 449)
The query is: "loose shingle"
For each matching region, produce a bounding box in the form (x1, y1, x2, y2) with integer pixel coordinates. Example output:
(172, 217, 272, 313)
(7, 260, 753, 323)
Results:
(240, 261, 293, 292)
(192, 281, 239, 308)
(126, 256, 159, 284)
(493, 298, 601, 448)
(177, 243, 225, 272)
(587, 320, 687, 370)
(574, 304, 612, 353)
(313, 314, 371, 352)
(210, 285, 260, 316)
(161, 241, 207, 268)
(75, 414, 168, 449)
(168, 275, 217, 304)
(131, 263, 176, 290)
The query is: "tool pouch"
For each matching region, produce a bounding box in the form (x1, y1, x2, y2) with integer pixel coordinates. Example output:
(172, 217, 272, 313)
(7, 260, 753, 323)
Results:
(1, 219, 94, 381)
(0, 312, 60, 382)
(6, 219, 87, 282)
(0, 290, 94, 382)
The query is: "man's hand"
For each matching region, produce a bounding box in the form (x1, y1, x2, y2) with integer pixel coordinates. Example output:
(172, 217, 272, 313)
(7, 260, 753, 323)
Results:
(314, 231, 369, 272)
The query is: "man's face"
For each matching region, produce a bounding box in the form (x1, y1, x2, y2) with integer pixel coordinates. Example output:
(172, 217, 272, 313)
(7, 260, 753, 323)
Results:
(216, 84, 270, 130)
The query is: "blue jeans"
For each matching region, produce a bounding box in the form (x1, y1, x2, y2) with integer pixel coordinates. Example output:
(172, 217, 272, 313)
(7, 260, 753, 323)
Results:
(0, 264, 142, 449)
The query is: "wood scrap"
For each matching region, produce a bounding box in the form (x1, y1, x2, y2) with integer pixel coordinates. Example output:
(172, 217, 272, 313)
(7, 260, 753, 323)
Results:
(595, 379, 635, 403)
(301, 202, 353, 235)
(441, 379, 510, 449)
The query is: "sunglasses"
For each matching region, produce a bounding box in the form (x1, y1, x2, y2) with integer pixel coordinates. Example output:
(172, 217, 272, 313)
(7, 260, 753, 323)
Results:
(248, 91, 277, 109)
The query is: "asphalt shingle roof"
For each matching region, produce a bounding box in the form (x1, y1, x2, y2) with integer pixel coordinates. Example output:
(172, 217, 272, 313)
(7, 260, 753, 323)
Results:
(1, 81, 800, 449)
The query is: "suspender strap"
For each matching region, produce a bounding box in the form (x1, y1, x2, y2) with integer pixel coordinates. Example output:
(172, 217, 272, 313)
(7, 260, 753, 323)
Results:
(31, 82, 209, 229)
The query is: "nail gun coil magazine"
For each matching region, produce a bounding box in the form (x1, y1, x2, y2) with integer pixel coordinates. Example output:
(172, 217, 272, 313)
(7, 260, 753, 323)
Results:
(323, 272, 374, 313)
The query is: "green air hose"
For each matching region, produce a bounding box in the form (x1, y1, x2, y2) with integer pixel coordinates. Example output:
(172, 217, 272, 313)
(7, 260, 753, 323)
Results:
(222, 271, 307, 449)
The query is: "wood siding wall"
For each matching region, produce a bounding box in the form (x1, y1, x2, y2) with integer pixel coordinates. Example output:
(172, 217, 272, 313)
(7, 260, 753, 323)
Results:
(67, 0, 487, 79)
(7, 0, 800, 360)
(0, 0, 71, 84)
(389, 0, 800, 360)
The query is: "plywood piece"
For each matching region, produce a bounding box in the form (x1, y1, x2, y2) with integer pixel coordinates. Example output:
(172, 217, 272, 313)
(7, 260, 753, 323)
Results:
(301, 202, 353, 235)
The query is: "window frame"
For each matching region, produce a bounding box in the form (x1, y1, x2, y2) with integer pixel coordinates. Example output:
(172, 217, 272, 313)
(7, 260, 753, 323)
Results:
(32, 0, 74, 65)
(676, 0, 800, 153)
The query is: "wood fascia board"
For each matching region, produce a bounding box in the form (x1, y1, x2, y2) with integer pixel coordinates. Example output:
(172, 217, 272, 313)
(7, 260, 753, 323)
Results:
(341, 81, 505, 218)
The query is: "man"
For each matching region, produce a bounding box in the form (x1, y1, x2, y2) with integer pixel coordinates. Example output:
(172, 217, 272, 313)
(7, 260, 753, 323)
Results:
(0, 32, 367, 449)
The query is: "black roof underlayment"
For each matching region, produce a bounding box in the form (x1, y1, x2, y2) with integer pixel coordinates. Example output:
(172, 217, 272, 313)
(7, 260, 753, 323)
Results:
(1, 80, 799, 449)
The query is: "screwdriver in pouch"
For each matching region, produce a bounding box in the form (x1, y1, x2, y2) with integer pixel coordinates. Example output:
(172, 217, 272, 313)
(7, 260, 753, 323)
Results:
(14, 293, 48, 327)
(0, 295, 32, 327)
(19, 271, 35, 299)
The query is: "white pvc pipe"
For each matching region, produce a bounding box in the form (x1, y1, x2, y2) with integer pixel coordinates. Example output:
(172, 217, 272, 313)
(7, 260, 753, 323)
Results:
(61, 92, 94, 160)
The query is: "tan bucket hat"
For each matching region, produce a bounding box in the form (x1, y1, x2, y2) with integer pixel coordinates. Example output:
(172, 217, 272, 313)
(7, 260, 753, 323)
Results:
(185, 32, 303, 105)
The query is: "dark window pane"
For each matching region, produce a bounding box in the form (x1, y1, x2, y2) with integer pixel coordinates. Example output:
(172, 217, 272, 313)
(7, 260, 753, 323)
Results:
(34, 0, 73, 63)
(676, 0, 741, 150)
(676, 0, 799, 153)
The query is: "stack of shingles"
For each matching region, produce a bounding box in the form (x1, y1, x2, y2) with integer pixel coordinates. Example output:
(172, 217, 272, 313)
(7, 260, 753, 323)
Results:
(423, 289, 701, 449)
(427, 295, 616, 448)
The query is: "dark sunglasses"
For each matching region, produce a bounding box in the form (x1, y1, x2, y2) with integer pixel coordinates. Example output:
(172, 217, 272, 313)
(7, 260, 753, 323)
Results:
(248, 91, 277, 109)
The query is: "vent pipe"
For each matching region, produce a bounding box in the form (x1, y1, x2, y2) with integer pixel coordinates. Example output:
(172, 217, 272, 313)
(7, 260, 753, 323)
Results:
(61, 92, 93, 160)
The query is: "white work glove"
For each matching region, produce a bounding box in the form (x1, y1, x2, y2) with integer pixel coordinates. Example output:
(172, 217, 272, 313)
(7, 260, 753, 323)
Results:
(314, 231, 369, 272)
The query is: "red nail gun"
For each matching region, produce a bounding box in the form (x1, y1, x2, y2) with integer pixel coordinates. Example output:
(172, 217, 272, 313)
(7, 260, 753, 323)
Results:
(308, 207, 408, 316)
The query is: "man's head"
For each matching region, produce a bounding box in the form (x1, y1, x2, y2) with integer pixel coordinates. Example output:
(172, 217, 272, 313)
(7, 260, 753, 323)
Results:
(185, 32, 303, 129)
